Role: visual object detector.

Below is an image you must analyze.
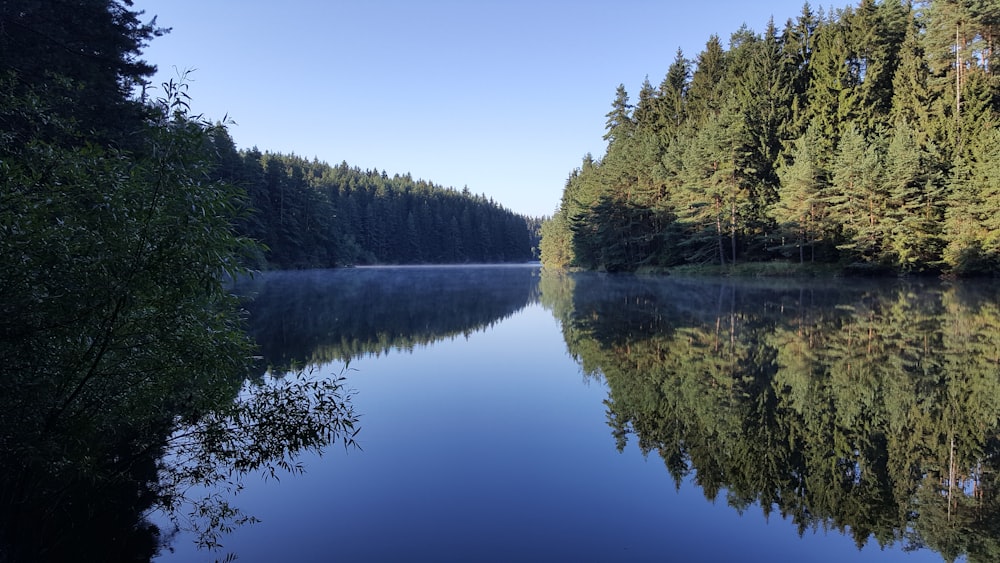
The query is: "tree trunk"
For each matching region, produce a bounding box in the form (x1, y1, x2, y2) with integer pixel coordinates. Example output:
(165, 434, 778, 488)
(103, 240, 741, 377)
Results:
(730, 199, 737, 266)
(716, 198, 726, 266)
(956, 23, 962, 122)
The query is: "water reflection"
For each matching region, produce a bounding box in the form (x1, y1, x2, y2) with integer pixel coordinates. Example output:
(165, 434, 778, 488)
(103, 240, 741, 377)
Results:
(235, 265, 541, 371)
(541, 271, 1000, 562)
(0, 265, 543, 561)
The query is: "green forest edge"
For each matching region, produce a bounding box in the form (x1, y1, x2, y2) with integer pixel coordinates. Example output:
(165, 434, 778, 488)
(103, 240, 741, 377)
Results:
(220, 149, 540, 269)
(540, 0, 1000, 278)
(0, 2, 390, 560)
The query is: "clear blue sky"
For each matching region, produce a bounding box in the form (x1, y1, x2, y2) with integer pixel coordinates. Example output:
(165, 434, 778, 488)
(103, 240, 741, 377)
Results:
(135, 1, 848, 218)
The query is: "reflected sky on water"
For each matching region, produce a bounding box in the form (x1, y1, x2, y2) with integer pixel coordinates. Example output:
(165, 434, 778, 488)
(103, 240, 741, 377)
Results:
(159, 268, 975, 562)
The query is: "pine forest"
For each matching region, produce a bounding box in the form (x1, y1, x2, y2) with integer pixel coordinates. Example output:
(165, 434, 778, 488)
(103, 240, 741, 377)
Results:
(208, 142, 539, 269)
(541, 0, 1000, 276)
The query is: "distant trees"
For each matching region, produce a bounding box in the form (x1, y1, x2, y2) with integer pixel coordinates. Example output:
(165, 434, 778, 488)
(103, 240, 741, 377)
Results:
(542, 0, 1000, 275)
(210, 149, 537, 269)
(1, 2, 536, 274)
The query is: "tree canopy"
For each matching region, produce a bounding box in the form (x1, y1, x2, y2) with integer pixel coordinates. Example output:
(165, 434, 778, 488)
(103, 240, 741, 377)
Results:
(542, 0, 1000, 275)
(213, 149, 538, 269)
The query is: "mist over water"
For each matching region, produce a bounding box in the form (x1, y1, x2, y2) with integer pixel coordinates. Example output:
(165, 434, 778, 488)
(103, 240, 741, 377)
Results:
(158, 267, 1000, 562)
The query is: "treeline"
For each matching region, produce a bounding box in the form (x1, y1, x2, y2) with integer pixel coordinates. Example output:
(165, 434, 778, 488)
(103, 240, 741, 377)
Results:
(207, 138, 538, 269)
(542, 0, 1000, 275)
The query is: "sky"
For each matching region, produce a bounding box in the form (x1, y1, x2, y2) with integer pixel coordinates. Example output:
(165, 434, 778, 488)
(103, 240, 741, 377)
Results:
(134, 0, 850, 218)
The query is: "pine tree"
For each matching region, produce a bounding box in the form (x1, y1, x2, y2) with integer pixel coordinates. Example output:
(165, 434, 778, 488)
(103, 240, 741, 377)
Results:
(921, 0, 999, 155)
(659, 48, 690, 133)
(827, 125, 889, 264)
(890, 8, 935, 141)
(884, 120, 944, 270)
(604, 84, 634, 145)
(687, 35, 728, 125)
(773, 124, 828, 262)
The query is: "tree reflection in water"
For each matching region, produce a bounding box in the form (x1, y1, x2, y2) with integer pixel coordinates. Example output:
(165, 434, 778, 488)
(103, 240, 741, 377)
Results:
(0, 265, 540, 561)
(541, 271, 1000, 563)
(235, 265, 542, 370)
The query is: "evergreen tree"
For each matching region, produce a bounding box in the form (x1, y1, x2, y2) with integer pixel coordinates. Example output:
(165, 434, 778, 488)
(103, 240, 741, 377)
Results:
(921, 0, 1000, 155)
(604, 84, 634, 145)
(687, 35, 728, 125)
(539, 0, 1000, 275)
(675, 102, 747, 266)
(733, 19, 793, 228)
(884, 120, 944, 270)
(632, 77, 659, 132)
(659, 48, 690, 133)
(805, 17, 856, 160)
(827, 125, 889, 265)
(773, 124, 828, 262)
(843, 0, 908, 132)
(890, 8, 935, 141)
(942, 124, 1000, 273)
(782, 2, 821, 137)
(219, 153, 537, 268)
(0, 0, 165, 144)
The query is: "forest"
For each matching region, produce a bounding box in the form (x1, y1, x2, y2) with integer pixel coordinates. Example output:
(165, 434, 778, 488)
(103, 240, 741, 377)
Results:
(205, 142, 539, 269)
(541, 0, 1000, 275)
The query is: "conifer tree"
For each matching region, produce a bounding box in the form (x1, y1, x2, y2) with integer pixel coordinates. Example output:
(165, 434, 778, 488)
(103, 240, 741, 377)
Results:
(659, 48, 690, 133)
(734, 20, 793, 210)
(890, 8, 935, 141)
(604, 84, 635, 145)
(675, 101, 748, 265)
(0, 0, 165, 144)
(942, 124, 1000, 273)
(827, 126, 889, 264)
(805, 19, 855, 162)
(773, 124, 828, 262)
(782, 2, 821, 138)
(843, 0, 908, 133)
(687, 35, 728, 125)
(538, 0, 1000, 275)
(884, 120, 944, 270)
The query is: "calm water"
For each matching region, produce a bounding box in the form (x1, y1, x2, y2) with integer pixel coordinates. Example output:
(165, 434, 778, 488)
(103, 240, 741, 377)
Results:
(157, 266, 1000, 562)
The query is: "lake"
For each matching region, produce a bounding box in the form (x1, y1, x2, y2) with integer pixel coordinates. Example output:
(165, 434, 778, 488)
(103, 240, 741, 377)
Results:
(157, 265, 1000, 562)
